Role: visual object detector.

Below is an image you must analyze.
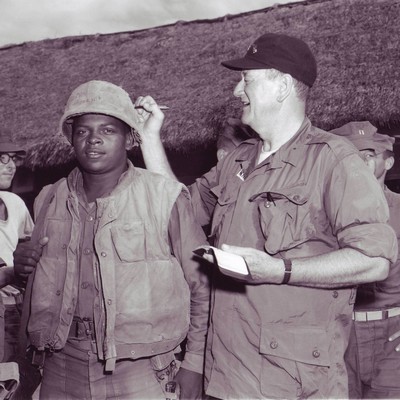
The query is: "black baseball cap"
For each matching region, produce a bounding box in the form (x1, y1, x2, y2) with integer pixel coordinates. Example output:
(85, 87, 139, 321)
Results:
(221, 33, 317, 88)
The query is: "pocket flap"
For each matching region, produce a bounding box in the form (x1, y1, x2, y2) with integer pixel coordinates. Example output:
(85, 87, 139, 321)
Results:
(260, 323, 330, 367)
(250, 186, 308, 205)
(111, 221, 145, 262)
(210, 183, 237, 206)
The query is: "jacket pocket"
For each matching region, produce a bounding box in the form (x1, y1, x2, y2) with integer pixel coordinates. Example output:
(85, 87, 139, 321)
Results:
(115, 259, 190, 343)
(259, 323, 330, 398)
(250, 185, 310, 254)
(28, 255, 67, 350)
(43, 218, 71, 259)
(111, 221, 145, 262)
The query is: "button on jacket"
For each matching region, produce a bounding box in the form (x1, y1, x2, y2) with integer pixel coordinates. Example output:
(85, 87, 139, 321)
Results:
(190, 118, 397, 399)
(26, 162, 210, 373)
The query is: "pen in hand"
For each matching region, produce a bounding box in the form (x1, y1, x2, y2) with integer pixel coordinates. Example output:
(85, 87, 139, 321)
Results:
(134, 105, 169, 110)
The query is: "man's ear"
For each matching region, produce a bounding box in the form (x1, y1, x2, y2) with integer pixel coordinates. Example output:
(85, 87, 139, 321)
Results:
(125, 130, 135, 150)
(385, 155, 395, 171)
(277, 74, 292, 103)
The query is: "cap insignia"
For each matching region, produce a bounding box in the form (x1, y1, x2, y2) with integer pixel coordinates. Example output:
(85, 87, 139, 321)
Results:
(248, 44, 257, 54)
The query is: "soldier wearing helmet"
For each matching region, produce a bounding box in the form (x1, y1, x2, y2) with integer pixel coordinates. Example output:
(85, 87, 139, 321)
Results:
(14, 81, 209, 399)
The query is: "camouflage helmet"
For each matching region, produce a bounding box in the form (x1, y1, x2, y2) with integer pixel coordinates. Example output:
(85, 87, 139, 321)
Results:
(60, 80, 140, 144)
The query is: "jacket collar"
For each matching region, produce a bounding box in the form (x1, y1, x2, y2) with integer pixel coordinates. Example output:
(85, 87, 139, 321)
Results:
(67, 160, 136, 200)
(233, 117, 316, 171)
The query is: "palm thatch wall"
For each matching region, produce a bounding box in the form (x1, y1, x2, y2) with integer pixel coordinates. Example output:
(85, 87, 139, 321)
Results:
(1, 0, 399, 177)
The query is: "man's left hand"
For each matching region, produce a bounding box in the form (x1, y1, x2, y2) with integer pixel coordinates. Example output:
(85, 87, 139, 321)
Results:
(13, 237, 48, 282)
(220, 244, 284, 284)
(174, 368, 203, 400)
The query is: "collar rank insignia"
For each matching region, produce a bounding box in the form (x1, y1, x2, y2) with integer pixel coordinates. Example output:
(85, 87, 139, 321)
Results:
(237, 169, 245, 181)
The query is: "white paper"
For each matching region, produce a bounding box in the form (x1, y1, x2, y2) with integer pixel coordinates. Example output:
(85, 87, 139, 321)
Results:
(211, 247, 249, 276)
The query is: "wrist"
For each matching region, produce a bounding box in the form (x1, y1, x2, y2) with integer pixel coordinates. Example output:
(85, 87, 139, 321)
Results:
(0, 267, 16, 289)
(281, 258, 292, 284)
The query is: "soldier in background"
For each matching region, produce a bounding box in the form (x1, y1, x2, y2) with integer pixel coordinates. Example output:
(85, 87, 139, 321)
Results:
(0, 133, 34, 399)
(216, 118, 253, 161)
(332, 121, 400, 399)
(0, 134, 33, 362)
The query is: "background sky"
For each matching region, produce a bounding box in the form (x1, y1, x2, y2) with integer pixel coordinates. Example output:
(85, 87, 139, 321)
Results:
(0, 0, 295, 47)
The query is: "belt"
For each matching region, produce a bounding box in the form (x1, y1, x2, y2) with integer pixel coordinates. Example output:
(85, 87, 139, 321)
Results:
(68, 317, 95, 340)
(352, 306, 400, 322)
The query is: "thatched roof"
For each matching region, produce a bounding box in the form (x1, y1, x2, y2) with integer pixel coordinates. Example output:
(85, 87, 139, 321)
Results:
(1, 0, 400, 169)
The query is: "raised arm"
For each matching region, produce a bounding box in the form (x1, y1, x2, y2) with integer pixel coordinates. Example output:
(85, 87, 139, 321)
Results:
(134, 95, 177, 180)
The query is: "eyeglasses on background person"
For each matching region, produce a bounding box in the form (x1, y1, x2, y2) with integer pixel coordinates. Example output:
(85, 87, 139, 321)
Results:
(0, 153, 25, 166)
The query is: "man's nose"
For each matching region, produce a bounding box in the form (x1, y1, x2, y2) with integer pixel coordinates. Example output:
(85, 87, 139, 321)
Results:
(6, 159, 16, 171)
(233, 79, 244, 98)
(86, 133, 102, 144)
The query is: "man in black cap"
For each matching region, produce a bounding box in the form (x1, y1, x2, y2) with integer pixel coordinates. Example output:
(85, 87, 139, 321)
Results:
(332, 121, 400, 399)
(139, 33, 397, 398)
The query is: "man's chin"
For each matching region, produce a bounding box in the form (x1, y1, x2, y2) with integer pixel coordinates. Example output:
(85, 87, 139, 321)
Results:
(240, 115, 249, 127)
(240, 109, 252, 124)
(0, 178, 13, 190)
